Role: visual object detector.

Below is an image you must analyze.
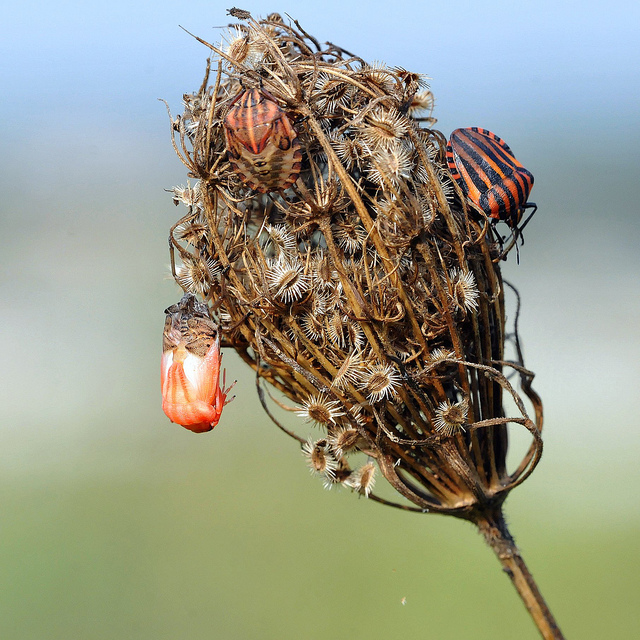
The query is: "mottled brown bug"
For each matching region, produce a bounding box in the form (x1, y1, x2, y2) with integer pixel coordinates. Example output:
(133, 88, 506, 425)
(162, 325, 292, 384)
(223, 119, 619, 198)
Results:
(223, 87, 302, 193)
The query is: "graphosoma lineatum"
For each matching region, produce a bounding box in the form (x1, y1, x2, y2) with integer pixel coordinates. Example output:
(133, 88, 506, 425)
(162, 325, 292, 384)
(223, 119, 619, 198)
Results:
(446, 127, 536, 230)
(223, 87, 302, 193)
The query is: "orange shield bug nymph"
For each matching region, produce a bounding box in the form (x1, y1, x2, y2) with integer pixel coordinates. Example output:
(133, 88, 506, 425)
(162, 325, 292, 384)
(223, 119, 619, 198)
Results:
(223, 87, 303, 193)
(161, 293, 235, 433)
(446, 127, 537, 234)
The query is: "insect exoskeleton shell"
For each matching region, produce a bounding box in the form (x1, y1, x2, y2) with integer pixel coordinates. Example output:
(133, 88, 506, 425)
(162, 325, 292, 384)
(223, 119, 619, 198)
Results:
(446, 127, 534, 228)
(161, 293, 233, 433)
(223, 87, 303, 193)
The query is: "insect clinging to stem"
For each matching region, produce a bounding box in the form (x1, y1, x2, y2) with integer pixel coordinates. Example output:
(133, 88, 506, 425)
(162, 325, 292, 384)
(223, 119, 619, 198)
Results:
(446, 127, 537, 247)
(223, 86, 302, 193)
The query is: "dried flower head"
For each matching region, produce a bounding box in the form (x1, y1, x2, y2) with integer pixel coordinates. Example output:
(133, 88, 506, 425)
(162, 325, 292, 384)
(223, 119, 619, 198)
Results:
(164, 12, 555, 637)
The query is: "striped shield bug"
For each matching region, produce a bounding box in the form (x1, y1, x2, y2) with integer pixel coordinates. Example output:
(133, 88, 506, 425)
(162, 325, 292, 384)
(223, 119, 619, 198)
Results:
(446, 127, 537, 234)
(223, 87, 303, 193)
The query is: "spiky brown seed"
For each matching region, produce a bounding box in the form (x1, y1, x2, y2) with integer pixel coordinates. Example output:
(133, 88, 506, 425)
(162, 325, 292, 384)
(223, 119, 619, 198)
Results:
(296, 393, 345, 427)
(433, 399, 469, 436)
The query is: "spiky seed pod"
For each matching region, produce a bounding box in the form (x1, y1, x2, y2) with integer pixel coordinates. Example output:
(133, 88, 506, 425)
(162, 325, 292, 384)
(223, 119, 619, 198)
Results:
(314, 73, 354, 113)
(325, 312, 348, 348)
(446, 268, 480, 313)
(322, 457, 352, 490)
(359, 363, 402, 403)
(309, 253, 334, 289)
(302, 438, 338, 478)
(174, 220, 208, 247)
(433, 399, 469, 436)
(171, 183, 202, 208)
(407, 90, 435, 118)
(427, 347, 457, 364)
(295, 393, 345, 428)
(332, 219, 368, 254)
(331, 133, 366, 171)
(359, 61, 397, 92)
(175, 255, 220, 295)
(365, 142, 413, 186)
(300, 312, 325, 342)
(345, 461, 377, 496)
(222, 26, 264, 68)
(261, 224, 298, 258)
(266, 256, 310, 303)
(360, 107, 410, 149)
(326, 425, 363, 457)
(332, 350, 365, 391)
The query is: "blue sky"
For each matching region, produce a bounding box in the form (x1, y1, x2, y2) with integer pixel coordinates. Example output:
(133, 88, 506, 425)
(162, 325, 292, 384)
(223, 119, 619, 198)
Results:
(3, 0, 639, 131)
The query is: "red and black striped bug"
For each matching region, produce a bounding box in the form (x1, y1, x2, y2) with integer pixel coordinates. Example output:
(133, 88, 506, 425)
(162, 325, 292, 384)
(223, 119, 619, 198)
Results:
(223, 87, 302, 193)
(446, 127, 537, 235)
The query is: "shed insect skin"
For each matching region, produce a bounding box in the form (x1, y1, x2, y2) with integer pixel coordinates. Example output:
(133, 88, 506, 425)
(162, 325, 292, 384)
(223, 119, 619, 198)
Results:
(161, 294, 235, 433)
(223, 87, 302, 193)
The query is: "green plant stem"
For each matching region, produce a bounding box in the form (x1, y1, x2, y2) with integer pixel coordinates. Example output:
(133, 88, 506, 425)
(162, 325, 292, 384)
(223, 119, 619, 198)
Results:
(473, 509, 565, 640)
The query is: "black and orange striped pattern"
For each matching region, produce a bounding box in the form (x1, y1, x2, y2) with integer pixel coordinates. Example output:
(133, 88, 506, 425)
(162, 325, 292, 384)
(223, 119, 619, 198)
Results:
(223, 88, 302, 193)
(446, 127, 534, 227)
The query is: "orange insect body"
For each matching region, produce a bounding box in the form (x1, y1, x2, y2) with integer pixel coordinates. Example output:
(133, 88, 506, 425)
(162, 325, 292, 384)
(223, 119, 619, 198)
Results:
(223, 87, 302, 193)
(161, 294, 234, 433)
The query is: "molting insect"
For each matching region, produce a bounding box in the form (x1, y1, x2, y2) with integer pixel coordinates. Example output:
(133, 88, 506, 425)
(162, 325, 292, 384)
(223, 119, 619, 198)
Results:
(161, 293, 234, 433)
(446, 127, 536, 233)
(223, 87, 302, 193)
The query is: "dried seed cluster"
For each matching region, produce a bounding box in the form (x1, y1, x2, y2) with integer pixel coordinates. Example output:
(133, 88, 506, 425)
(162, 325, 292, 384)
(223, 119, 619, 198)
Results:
(166, 10, 543, 517)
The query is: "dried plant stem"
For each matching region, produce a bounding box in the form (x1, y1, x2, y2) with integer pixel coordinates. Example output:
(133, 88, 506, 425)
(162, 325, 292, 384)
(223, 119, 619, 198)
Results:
(167, 13, 561, 637)
(473, 509, 565, 640)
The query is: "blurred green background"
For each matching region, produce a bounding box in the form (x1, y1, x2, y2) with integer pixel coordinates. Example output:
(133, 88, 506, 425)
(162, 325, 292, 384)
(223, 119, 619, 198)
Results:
(1, 1, 638, 638)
